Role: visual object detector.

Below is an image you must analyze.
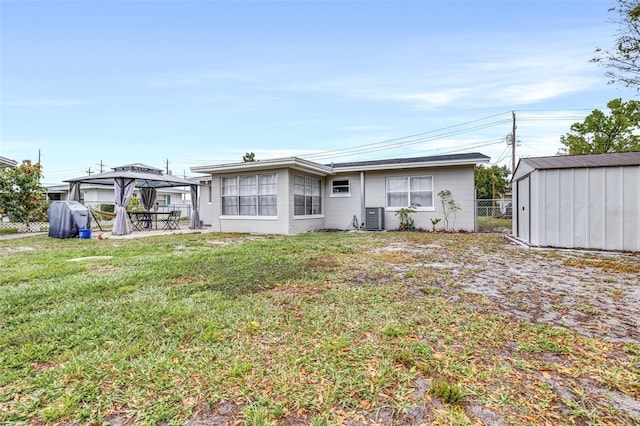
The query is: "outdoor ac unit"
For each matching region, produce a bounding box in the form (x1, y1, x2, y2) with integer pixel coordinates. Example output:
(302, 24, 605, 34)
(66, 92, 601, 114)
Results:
(365, 207, 385, 231)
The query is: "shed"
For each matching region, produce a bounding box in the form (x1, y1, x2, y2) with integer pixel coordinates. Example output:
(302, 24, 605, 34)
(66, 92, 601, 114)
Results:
(512, 151, 640, 251)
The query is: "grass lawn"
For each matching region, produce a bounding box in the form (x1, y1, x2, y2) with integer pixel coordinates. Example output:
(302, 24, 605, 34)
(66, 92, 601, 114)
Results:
(1, 231, 638, 425)
(477, 216, 512, 233)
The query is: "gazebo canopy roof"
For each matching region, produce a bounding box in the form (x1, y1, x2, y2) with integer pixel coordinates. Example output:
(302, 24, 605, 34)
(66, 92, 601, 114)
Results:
(65, 163, 197, 188)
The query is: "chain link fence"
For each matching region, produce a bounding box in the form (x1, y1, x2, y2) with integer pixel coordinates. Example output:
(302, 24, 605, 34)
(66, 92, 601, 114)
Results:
(477, 198, 512, 218)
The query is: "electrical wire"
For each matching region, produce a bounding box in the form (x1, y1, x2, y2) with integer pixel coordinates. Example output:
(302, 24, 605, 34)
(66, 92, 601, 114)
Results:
(304, 110, 513, 160)
(489, 144, 511, 165)
(304, 118, 513, 161)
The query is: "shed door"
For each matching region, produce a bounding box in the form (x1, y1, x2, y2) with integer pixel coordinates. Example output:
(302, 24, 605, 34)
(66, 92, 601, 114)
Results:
(517, 177, 530, 242)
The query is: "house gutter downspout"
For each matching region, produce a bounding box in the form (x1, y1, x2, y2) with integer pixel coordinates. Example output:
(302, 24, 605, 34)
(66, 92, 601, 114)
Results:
(360, 171, 365, 228)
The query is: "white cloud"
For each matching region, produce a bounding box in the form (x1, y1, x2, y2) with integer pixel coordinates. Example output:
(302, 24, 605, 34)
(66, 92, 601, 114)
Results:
(384, 88, 476, 110)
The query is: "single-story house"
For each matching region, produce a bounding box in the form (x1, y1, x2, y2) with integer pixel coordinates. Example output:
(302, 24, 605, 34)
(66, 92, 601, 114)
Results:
(191, 152, 490, 235)
(512, 151, 640, 252)
(0, 156, 17, 169)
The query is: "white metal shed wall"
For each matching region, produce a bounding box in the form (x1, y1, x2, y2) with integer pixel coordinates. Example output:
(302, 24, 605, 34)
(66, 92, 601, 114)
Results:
(530, 166, 640, 251)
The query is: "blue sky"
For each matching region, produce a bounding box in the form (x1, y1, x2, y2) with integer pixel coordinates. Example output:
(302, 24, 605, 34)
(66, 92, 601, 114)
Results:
(1, 0, 637, 185)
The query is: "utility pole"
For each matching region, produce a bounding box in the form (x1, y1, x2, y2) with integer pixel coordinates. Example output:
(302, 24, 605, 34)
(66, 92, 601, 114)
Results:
(165, 159, 170, 174)
(97, 160, 106, 173)
(86, 167, 93, 175)
(511, 111, 517, 175)
(37, 149, 42, 182)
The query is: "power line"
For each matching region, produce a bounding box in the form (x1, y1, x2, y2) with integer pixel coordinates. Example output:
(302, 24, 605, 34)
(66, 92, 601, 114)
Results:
(305, 110, 513, 160)
(520, 142, 549, 155)
(305, 118, 513, 161)
(183, 111, 519, 167)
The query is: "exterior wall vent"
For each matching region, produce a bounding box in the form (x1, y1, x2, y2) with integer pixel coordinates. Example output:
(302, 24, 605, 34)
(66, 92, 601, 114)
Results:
(365, 207, 385, 231)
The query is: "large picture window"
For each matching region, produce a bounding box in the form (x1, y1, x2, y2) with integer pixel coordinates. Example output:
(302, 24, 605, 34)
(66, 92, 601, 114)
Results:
(222, 174, 277, 216)
(294, 175, 322, 215)
(386, 176, 433, 208)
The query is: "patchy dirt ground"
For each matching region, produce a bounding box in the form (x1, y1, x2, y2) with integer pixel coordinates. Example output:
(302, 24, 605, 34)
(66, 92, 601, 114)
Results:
(175, 235, 640, 426)
(378, 238, 640, 345)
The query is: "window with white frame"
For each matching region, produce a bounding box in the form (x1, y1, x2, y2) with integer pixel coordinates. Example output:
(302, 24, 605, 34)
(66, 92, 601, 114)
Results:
(294, 175, 322, 215)
(386, 176, 433, 208)
(331, 179, 350, 195)
(221, 174, 277, 216)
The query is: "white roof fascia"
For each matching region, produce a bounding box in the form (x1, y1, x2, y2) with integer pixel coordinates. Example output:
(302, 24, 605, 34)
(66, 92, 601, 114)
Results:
(332, 157, 489, 173)
(0, 156, 18, 168)
(191, 157, 333, 176)
(511, 159, 536, 182)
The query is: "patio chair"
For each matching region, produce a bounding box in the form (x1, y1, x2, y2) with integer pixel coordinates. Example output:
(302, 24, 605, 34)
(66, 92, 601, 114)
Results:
(162, 210, 181, 230)
(128, 211, 143, 231)
(130, 211, 152, 231)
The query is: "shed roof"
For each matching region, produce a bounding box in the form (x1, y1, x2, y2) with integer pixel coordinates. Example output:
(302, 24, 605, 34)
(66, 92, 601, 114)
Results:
(513, 151, 640, 181)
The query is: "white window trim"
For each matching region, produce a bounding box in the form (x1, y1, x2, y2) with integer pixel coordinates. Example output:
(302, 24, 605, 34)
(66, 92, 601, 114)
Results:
(219, 215, 278, 220)
(293, 214, 325, 220)
(293, 174, 323, 216)
(386, 175, 435, 211)
(330, 179, 351, 197)
(221, 173, 277, 217)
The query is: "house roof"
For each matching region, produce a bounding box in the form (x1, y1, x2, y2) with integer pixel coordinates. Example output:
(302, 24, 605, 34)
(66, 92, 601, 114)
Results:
(191, 153, 490, 175)
(0, 156, 18, 168)
(329, 152, 490, 172)
(513, 151, 640, 181)
(191, 157, 334, 176)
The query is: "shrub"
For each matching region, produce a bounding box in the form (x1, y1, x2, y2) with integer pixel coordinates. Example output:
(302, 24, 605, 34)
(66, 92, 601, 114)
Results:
(430, 378, 465, 404)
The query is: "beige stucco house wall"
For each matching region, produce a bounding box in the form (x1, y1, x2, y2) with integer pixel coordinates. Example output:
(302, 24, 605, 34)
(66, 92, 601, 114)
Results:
(192, 153, 489, 235)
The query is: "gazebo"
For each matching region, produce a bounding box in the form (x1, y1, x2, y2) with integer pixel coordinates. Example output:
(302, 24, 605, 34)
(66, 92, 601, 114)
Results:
(65, 163, 201, 235)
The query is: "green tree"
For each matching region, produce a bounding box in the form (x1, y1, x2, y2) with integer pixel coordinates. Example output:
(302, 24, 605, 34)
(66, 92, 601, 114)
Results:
(474, 165, 510, 199)
(0, 160, 45, 224)
(242, 152, 256, 162)
(559, 98, 640, 154)
(592, 0, 640, 90)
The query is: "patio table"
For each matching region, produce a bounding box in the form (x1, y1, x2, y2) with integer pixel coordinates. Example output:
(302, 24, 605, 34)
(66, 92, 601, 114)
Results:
(131, 211, 172, 230)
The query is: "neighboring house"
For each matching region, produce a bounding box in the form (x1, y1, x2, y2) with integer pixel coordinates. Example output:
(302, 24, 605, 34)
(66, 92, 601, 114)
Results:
(0, 156, 18, 169)
(512, 151, 640, 252)
(191, 153, 490, 235)
(46, 184, 190, 207)
(498, 192, 513, 216)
